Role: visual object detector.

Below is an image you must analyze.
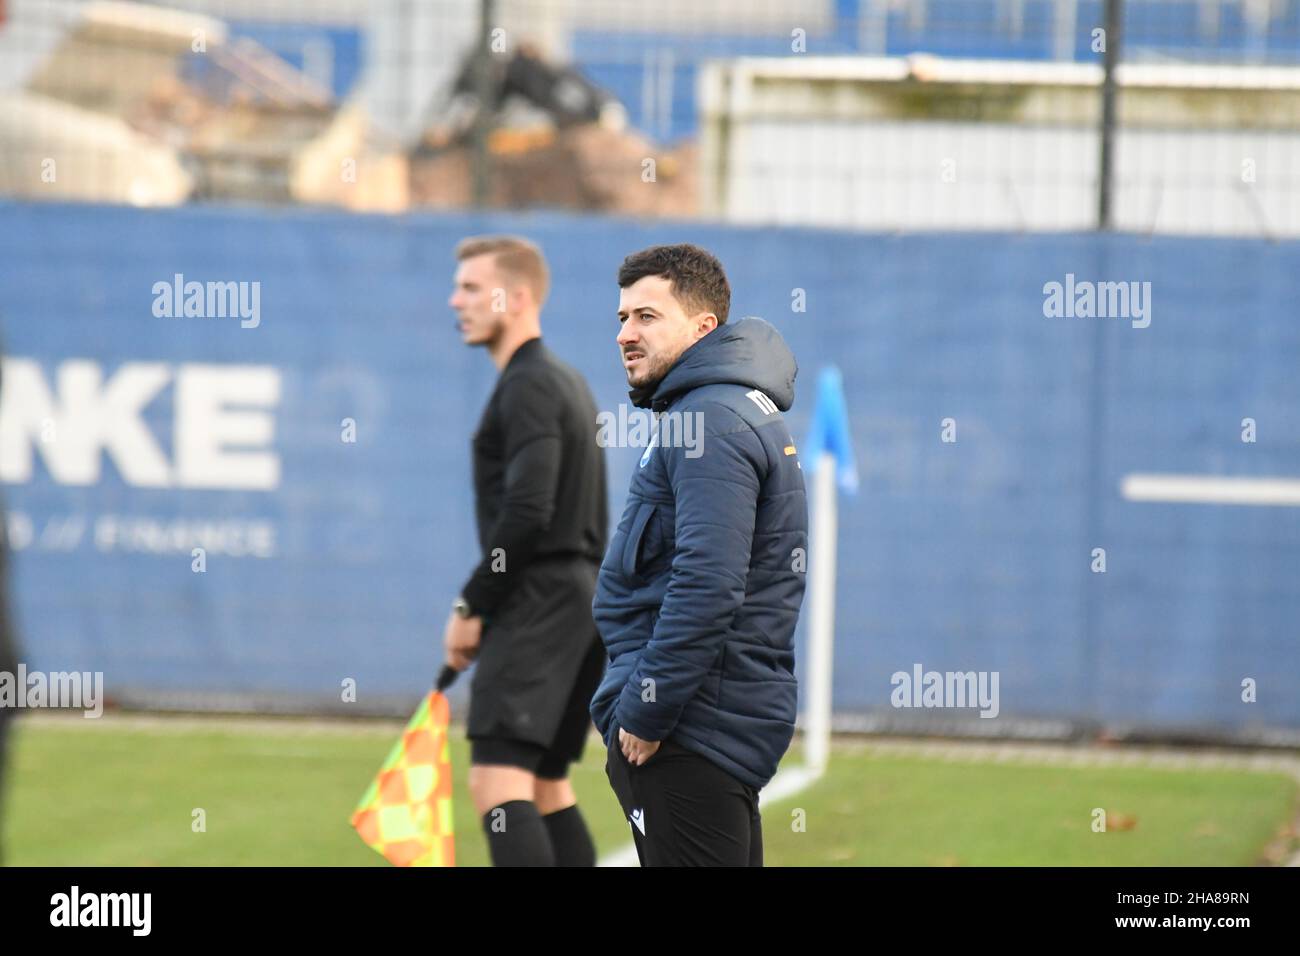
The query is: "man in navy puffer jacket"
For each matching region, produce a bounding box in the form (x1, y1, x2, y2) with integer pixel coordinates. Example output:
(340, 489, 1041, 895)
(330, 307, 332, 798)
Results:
(591, 244, 808, 866)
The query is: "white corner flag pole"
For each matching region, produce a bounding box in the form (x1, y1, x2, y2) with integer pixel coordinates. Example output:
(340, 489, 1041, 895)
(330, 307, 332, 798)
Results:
(805, 450, 837, 778)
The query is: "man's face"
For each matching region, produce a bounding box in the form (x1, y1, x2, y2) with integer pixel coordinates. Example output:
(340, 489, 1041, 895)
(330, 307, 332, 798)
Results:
(617, 275, 714, 389)
(449, 254, 508, 347)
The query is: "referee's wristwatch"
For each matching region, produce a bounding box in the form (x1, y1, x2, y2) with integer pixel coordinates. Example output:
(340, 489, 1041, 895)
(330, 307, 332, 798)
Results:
(452, 595, 474, 619)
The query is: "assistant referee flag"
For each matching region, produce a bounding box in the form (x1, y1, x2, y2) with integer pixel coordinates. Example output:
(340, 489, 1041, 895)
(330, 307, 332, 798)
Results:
(350, 670, 457, 867)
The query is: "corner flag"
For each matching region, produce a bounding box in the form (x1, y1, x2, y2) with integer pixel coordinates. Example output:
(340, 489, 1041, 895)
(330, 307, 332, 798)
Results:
(804, 366, 859, 495)
(802, 366, 857, 774)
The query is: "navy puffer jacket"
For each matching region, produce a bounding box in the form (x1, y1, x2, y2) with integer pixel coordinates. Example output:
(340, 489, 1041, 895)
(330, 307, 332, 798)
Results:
(590, 317, 809, 790)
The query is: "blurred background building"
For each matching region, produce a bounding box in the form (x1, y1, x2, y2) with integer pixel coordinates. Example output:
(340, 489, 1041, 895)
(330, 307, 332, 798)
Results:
(6, 0, 1300, 229)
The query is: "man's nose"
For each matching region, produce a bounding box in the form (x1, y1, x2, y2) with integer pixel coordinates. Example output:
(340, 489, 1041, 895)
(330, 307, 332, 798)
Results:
(617, 325, 638, 347)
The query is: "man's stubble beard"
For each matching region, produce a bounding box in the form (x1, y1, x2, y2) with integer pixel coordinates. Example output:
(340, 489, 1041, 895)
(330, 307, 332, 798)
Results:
(626, 347, 681, 390)
(467, 312, 507, 349)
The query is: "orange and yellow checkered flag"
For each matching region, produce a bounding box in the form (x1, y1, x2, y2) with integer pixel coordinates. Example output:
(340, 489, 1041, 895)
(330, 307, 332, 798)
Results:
(351, 681, 456, 867)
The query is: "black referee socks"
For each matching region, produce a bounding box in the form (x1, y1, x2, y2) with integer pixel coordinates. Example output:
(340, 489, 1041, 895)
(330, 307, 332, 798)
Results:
(542, 804, 596, 867)
(480, 801, 597, 866)
(482, 800, 555, 867)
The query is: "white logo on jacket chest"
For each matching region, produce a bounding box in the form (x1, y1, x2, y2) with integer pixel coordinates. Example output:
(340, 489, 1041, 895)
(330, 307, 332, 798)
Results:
(639, 430, 659, 468)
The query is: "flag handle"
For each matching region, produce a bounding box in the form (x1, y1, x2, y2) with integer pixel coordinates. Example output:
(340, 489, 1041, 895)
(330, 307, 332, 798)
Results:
(435, 665, 460, 693)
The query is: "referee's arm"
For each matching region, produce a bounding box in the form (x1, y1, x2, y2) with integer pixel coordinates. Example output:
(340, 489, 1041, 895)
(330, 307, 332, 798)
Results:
(460, 373, 562, 617)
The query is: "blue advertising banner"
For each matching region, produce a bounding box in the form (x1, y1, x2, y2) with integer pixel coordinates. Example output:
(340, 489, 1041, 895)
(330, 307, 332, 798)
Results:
(1, 201, 1297, 737)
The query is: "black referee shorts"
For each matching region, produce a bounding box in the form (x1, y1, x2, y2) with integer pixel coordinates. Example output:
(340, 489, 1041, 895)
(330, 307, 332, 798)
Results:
(605, 732, 763, 867)
(468, 559, 606, 781)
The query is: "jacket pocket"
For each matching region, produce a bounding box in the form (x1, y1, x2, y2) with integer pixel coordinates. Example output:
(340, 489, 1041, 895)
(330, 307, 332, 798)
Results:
(705, 642, 726, 708)
(620, 500, 660, 579)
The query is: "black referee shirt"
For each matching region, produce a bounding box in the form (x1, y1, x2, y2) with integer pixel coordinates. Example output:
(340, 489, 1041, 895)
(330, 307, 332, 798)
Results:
(461, 337, 608, 617)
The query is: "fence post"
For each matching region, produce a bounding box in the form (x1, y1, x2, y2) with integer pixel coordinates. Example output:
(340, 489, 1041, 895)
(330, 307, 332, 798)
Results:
(1098, 0, 1123, 230)
(471, 0, 497, 208)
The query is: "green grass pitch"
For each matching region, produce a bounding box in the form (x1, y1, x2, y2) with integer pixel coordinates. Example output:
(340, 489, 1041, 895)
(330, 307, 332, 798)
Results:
(3, 715, 1294, 866)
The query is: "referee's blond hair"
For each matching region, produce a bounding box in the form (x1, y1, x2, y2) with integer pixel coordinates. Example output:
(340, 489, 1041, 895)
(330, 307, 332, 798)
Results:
(455, 235, 550, 307)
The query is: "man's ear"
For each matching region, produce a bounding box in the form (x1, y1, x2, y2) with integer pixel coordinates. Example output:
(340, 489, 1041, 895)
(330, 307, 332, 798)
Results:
(695, 313, 719, 338)
(507, 283, 532, 316)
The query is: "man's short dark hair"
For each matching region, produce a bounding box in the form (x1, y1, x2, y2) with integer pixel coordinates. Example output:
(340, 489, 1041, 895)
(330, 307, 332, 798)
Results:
(617, 244, 731, 325)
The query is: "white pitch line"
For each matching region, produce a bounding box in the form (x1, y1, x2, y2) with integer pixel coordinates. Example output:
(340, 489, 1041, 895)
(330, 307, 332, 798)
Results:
(1121, 473, 1300, 507)
(596, 763, 824, 867)
(758, 765, 822, 808)
(597, 840, 644, 868)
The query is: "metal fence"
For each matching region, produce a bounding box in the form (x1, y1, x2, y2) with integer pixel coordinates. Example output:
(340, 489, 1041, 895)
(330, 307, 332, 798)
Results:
(4, 1, 1300, 231)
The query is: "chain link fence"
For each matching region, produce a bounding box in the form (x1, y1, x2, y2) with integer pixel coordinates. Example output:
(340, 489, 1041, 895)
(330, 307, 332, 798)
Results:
(3, 0, 1300, 234)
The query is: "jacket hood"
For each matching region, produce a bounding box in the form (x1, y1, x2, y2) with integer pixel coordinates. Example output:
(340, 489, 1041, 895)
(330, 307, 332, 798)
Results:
(630, 316, 798, 412)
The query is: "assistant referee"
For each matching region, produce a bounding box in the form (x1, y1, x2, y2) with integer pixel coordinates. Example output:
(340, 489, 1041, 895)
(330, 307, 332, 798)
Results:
(443, 235, 609, 867)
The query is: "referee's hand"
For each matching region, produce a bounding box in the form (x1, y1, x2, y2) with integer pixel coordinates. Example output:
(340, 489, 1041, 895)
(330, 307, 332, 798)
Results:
(442, 610, 482, 672)
(619, 727, 661, 766)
